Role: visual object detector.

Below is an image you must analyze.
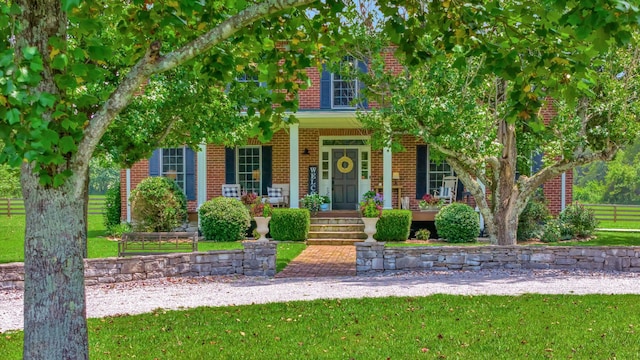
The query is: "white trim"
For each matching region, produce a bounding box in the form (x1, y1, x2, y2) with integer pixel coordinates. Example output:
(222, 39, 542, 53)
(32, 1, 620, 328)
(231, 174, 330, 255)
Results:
(383, 146, 392, 209)
(290, 124, 300, 208)
(197, 144, 207, 211)
(319, 135, 371, 209)
(125, 169, 131, 223)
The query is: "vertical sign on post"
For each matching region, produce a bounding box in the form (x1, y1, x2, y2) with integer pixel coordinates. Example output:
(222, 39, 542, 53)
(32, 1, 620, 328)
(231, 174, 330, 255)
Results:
(308, 166, 318, 194)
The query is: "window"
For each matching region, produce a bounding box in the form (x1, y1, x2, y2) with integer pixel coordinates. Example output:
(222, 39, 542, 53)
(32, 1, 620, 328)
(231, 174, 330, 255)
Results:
(427, 148, 454, 195)
(237, 146, 261, 194)
(332, 56, 360, 108)
(161, 147, 185, 192)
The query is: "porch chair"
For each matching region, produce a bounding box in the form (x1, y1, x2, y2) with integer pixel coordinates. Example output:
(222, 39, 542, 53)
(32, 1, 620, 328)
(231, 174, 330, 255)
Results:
(267, 184, 289, 207)
(221, 184, 241, 200)
(434, 176, 458, 205)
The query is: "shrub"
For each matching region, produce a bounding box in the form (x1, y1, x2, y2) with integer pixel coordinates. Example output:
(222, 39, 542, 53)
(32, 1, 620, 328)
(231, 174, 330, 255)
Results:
(415, 228, 431, 240)
(435, 203, 480, 243)
(374, 210, 411, 241)
(541, 219, 562, 243)
(559, 203, 598, 238)
(301, 193, 324, 213)
(517, 198, 551, 241)
(129, 177, 187, 232)
(103, 182, 122, 228)
(106, 223, 132, 238)
(270, 208, 310, 241)
(199, 197, 251, 241)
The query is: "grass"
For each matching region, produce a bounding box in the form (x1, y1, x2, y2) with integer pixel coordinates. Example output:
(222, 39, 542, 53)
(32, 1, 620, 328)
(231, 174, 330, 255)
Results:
(551, 231, 640, 247)
(1, 294, 639, 359)
(0, 215, 306, 270)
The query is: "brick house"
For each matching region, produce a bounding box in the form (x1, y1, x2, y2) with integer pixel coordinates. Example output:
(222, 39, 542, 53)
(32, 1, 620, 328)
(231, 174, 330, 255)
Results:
(119, 58, 572, 226)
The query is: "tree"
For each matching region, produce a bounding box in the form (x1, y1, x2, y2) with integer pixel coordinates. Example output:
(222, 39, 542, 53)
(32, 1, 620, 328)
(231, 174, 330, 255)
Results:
(356, 1, 640, 245)
(1, 0, 347, 358)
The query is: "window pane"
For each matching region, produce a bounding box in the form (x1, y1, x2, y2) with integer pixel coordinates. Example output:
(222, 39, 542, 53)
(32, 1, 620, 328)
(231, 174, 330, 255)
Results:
(237, 146, 261, 194)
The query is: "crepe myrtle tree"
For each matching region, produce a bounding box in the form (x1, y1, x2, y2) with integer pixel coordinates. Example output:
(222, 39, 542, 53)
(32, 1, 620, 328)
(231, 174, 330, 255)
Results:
(0, 0, 349, 358)
(357, 0, 640, 245)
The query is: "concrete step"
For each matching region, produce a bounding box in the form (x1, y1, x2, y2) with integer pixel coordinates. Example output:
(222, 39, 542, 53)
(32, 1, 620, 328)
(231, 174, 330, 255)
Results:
(306, 238, 362, 245)
(309, 224, 364, 232)
(308, 231, 367, 240)
(310, 217, 363, 225)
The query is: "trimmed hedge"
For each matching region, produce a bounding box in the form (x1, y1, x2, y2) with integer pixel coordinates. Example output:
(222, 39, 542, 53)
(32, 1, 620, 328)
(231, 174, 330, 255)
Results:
(374, 210, 412, 241)
(435, 203, 479, 243)
(270, 208, 310, 241)
(103, 182, 121, 228)
(129, 177, 187, 232)
(199, 197, 251, 242)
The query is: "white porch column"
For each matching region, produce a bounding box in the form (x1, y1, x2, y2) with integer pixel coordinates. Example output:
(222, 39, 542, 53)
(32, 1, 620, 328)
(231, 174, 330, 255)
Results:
(289, 123, 300, 208)
(125, 168, 131, 223)
(197, 144, 207, 211)
(383, 146, 392, 209)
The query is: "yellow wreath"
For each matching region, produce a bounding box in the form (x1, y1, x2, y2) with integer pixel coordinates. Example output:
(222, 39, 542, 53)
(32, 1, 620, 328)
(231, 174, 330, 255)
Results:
(336, 155, 354, 174)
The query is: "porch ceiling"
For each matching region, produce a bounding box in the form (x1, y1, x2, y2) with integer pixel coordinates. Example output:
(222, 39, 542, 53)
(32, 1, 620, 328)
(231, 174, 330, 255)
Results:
(295, 111, 363, 129)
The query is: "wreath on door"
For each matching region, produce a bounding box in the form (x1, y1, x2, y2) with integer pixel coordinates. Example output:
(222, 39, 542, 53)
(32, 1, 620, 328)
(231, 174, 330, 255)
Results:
(336, 150, 354, 174)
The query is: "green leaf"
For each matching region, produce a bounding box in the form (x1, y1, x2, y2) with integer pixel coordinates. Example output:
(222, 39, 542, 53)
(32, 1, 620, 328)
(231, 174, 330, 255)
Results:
(62, 0, 81, 12)
(88, 45, 112, 61)
(5, 108, 20, 124)
(51, 53, 68, 70)
(59, 136, 76, 153)
(262, 38, 275, 51)
(22, 47, 38, 60)
(39, 93, 56, 108)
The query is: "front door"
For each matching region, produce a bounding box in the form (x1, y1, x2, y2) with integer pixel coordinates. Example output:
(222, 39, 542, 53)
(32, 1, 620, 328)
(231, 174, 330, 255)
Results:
(332, 149, 359, 210)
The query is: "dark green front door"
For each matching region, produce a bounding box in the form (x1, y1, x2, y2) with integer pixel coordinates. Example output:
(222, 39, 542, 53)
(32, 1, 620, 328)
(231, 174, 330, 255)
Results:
(332, 149, 359, 210)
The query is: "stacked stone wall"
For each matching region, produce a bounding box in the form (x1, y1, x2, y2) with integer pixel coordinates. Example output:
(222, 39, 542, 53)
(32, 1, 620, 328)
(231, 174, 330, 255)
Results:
(356, 243, 640, 274)
(0, 241, 276, 290)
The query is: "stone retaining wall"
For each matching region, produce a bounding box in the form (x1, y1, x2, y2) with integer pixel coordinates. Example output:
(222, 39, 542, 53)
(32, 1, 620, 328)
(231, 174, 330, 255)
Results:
(356, 243, 640, 274)
(0, 241, 276, 290)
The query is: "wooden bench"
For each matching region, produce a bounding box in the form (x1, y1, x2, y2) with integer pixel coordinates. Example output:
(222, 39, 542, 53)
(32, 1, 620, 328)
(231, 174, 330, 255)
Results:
(118, 232, 198, 257)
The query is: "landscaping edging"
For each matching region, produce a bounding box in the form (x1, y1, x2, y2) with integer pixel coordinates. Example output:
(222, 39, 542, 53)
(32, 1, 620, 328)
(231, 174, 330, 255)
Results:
(0, 241, 276, 290)
(356, 243, 640, 274)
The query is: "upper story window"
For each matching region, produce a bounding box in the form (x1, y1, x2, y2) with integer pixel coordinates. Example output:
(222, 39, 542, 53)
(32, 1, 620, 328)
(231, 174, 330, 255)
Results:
(161, 147, 185, 193)
(237, 146, 261, 194)
(332, 56, 360, 109)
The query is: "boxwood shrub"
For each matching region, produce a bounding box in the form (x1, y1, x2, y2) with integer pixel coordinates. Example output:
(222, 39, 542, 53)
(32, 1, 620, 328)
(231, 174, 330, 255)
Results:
(270, 208, 310, 241)
(435, 203, 480, 243)
(129, 177, 187, 232)
(374, 210, 412, 241)
(103, 182, 121, 228)
(199, 197, 251, 241)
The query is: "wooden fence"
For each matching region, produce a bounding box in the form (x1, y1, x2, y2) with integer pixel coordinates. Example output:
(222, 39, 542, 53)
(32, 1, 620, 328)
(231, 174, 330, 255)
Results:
(582, 204, 640, 224)
(0, 197, 105, 217)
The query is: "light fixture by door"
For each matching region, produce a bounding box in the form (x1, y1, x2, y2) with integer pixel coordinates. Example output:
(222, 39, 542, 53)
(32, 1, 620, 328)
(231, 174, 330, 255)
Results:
(302, 148, 310, 155)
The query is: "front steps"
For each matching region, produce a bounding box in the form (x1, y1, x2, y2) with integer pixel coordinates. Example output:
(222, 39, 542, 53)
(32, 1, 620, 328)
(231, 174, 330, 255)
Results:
(307, 217, 366, 245)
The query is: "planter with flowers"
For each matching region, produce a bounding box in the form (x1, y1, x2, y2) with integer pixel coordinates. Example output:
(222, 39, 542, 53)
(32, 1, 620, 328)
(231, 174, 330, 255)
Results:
(301, 193, 325, 215)
(360, 193, 383, 242)
(419, 194, 442, 211)
(250, 198, 273, 242)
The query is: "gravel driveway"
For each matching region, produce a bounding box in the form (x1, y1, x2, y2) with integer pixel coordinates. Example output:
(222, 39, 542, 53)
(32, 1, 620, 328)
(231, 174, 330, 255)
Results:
(2, 269, 640, 332)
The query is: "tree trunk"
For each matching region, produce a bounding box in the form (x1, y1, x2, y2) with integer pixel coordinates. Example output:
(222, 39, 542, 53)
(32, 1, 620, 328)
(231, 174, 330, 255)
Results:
(22, 164, 89, 360)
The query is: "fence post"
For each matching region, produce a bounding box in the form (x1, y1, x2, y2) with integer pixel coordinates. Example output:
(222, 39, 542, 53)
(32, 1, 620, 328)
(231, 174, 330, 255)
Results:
(7, 198, 10, 217)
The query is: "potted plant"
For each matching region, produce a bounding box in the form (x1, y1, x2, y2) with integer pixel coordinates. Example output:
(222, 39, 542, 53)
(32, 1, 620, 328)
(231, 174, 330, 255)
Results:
(419, 194, 442, 211)
(320, 194, 331, 211)
(360, 196, 382, 242)
(250, 199, 272, 242)
(301, 193, 324, 214)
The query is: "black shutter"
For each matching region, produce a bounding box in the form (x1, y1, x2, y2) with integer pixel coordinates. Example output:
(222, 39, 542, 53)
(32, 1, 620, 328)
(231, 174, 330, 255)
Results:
(416, 145, 427, 199)
(225, 147, 236, 184)
(455, 175, 464, 201)
(261, 146, 272, 195)
(357, 60, 368, 109)
(320, 64, 331, 109)
(185, 148, 196, 201)
(149, 149, 160, 176)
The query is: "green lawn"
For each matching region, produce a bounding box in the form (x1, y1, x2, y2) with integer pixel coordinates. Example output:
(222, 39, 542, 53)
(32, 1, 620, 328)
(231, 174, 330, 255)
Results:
(0, 215, 306, 269)
(1, 294, 639, 359)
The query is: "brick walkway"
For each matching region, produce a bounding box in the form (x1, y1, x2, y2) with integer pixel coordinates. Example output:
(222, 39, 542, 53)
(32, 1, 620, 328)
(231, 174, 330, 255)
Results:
(275, 245, 356, 278)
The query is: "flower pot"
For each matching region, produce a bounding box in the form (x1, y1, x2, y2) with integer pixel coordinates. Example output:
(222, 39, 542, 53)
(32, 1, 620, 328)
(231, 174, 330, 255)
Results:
(361, 217, 379, 242)
(320, 203, 330, 211)
(254, 216, 271, 242)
